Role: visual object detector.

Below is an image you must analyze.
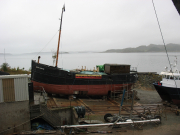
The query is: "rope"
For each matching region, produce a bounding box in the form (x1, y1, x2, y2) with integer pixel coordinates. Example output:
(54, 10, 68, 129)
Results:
(32, 30, 59, 60)
(61, 39, 63, 68)
(151, 0, 173, 73)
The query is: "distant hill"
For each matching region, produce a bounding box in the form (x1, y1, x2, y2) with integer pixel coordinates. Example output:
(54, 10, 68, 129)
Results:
(104, 43, 180, 53)
(0, 52, 68, 55)
(21, 52, 68, 55)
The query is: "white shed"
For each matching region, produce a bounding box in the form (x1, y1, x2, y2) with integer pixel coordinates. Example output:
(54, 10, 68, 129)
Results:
(0, 74, 30, 103)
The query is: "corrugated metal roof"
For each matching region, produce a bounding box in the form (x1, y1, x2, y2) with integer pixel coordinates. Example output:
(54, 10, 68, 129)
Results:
(0, 74, 30, 79)
(104, 63, 130, 66)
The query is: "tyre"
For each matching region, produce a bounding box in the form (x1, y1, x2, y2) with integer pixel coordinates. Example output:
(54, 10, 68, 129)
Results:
(104, 113, 113, 122)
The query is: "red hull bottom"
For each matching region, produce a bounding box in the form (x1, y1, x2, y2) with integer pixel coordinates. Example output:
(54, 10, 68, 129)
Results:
(172, 99, 180, 105)
(32, 81, 134, 96)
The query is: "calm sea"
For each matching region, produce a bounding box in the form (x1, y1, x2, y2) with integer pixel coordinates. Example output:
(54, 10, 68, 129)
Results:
(1, 52, 180, 74)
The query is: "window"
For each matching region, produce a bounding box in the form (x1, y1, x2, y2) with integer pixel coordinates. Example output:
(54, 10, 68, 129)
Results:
(170, 76, 173, 79)
(174, 76, 178, 80)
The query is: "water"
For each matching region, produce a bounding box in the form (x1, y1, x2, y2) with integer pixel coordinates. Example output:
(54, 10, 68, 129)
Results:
(1, 52, 180, 74)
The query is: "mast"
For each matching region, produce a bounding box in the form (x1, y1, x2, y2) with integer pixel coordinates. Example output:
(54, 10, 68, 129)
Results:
(56, 5, 65, 67)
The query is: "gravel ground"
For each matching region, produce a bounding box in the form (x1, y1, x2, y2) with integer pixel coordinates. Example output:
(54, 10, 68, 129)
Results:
(79, 89, 180, 135)
(136, 89, 162, 104)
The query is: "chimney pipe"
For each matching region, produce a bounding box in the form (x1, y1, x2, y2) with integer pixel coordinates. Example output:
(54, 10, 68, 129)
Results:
(38, 56, 41, 63)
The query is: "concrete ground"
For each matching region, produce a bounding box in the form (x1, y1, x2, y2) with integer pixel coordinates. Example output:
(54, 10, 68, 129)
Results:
(76, 89, 180, 135)
(32, 90, 180, 135)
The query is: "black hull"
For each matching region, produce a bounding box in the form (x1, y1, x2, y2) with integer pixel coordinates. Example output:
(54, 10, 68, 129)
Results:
(153, 83, 171, 102)
(31, 60, 136, 86)
(31, 60, 137, 96)
(153, 83, 180, 105)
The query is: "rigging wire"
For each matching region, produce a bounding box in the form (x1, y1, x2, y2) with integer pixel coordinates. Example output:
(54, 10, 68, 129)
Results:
(152, 0, 179, 93)
(151, 0, 173, 73)
(32, 30, 59, 60)
(61, 36, 63, 69)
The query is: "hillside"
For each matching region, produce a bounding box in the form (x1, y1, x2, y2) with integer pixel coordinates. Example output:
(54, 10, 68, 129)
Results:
(104, 43, 180, 53)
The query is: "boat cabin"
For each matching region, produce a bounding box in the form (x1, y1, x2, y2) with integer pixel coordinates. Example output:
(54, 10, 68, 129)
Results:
(161, 72, 180, 80)
(104, 64, 130, 74)
(160, 72, 180, 88)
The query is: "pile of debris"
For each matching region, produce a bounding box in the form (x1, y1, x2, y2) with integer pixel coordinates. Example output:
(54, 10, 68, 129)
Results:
(135, 73, 162, 90)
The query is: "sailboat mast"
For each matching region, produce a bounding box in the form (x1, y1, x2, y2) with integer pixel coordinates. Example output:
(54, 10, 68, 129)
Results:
(56, 5, 65, 67)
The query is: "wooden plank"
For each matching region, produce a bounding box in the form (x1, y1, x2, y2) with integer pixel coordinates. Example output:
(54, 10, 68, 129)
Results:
(2, 79, 15, 102)
(87, 104, 162, 107)
(52, 97, 79, 107)
(53, 98, 61, 107)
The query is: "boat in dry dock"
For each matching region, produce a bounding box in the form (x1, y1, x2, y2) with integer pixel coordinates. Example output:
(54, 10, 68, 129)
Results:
(153, 56, 180, 105)
(31, 5, 137, 97)
(31, 61, 137, 97)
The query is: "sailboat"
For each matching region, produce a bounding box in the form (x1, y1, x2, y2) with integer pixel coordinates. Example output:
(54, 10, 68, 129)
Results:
(31, 5, 137, 98)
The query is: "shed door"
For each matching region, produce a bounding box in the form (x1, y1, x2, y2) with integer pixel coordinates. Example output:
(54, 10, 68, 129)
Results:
(3, 79, 15, 102)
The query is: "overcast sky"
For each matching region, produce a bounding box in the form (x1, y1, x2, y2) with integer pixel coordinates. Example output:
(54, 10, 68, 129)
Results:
(0, 0, 180, 54)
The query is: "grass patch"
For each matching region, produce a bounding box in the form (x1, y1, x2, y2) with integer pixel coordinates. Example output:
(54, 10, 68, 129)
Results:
(0, 63, 31, 75)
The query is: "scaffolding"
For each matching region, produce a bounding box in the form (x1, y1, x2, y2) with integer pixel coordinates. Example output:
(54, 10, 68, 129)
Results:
(111, 83, 133, 100)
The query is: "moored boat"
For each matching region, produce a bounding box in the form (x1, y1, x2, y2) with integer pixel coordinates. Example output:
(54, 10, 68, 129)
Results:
(153, 56, 180, 105)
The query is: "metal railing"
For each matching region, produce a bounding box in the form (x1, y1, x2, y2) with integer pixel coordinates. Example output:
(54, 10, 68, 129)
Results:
(30, 86, 62, 128)
(30, 104, 62, 128)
